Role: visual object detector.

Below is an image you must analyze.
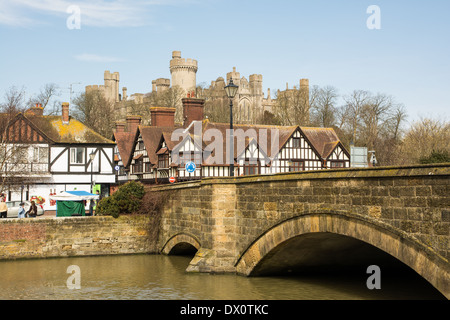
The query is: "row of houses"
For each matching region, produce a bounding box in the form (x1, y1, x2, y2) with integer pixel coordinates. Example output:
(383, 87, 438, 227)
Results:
(0, 98, 350, 211)
(113, 98, 350, 185)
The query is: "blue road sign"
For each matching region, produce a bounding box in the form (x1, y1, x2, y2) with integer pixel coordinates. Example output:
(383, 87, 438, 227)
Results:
(185, 161, 196, 173)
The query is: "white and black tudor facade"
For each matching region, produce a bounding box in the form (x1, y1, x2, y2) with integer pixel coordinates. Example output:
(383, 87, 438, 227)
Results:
(113, 98, 350, 185)
(1, 103, 115, 210)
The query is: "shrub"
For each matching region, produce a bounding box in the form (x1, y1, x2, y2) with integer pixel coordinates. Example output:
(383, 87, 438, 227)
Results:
(419, 150, 450, 164)
(97, 181, 145, 218)
(96, 196, 120, 218)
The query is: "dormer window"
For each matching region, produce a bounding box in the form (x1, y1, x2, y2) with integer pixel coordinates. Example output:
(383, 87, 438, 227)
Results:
(158, 153, 169, 168)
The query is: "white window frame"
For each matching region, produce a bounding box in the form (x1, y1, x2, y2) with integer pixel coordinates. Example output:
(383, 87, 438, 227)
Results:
(70, 147, 85, 164)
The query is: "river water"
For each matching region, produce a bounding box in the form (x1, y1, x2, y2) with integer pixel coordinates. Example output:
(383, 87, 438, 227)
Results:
(0, 254, 445, 300)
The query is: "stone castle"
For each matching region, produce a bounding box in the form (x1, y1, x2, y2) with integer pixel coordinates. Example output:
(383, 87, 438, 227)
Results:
(85, 50, 310, 125)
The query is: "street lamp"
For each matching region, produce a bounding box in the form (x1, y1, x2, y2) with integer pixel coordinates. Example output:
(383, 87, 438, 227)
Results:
(224, 78, 239, 177)
(89, 151, 95, 193)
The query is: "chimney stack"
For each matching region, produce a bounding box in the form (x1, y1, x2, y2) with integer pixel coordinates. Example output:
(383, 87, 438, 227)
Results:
(62, 102, 70, 124)
(26, 103, 44, 116)
(150, 107, 175, 127)
(182, 98, 205, 127)
(126, 115, 141, 133)
(115, 121, 126, 133)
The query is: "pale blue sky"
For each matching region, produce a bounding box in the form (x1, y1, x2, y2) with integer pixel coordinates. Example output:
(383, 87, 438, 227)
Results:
(1, 0, 449, 123)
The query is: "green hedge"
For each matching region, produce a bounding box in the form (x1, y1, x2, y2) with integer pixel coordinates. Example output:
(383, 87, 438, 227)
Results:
(96, 181, 145, 218)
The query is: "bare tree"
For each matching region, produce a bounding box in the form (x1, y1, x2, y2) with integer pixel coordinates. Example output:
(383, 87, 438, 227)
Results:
(0, 87, 28, 193)
(360, 93, 397, 151)
(387, 104, 408, 141)
(309, 85, 339, 128)
(197, 83, 230, 123)
(341, 90, 371, 144)
(72, 90, 116, 139)
(400, 116, 450, 164)
(27, 83, 61, 115)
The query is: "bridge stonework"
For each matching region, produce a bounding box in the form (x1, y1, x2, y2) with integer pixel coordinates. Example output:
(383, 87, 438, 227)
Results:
(151, 164, 450, 298)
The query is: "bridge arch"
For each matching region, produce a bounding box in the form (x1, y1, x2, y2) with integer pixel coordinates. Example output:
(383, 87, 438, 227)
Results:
(161, 233, 201, 256)
(235, 212, 450, 298)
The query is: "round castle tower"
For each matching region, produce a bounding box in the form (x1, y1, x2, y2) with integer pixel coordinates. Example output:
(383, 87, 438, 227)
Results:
(170, 51, 198, 93)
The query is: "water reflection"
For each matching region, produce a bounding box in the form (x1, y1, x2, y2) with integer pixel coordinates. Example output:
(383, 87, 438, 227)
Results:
(0, 254, 445, 300)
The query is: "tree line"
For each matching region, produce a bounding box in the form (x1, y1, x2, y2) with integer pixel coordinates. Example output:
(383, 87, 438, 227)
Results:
(260, 85, 449, 166)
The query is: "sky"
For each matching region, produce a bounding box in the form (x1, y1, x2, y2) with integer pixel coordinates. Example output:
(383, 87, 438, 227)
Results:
(0, 0, 449, 124)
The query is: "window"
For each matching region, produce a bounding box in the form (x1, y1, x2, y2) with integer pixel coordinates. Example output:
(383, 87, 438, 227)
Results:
(292, 137, 300, 148)
(244, 159, 259, 175)
(133, 159, 143, 174)
(178, 151, 201, 166)
(330, 161, 345, 168)
(15, 147, 28, 163)
(145, 162, 152, 172)
(289, 160, 304, 172)
(70, 147, 85, 164)
(158, 154, 169, 168)
(33, 147, 48, 163)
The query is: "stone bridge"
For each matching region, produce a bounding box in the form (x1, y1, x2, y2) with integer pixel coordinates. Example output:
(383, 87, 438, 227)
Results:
(149, 164, 450, 298)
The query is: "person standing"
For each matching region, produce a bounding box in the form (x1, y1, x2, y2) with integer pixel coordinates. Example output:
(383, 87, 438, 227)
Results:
(0, 198, 8, 218)
(88, 199, 94, 216)
(18, 203, 26, 219)
(26, 201, 38, 218)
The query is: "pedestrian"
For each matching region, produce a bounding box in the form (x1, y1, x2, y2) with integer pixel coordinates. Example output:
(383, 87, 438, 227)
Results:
(95, 190, 102, 215)
(26, 200, 38, 218)
(0, 198, 8, 218)
(18, 203, 26, 219)
(88, 199, 94, 216)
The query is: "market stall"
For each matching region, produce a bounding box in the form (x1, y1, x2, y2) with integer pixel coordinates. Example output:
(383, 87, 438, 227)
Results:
(49, 191, 99, 217)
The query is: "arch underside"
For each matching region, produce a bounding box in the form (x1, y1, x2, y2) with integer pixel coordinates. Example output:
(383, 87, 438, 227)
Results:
(235, 213, 450, 299)
(161, 233, 200, 256)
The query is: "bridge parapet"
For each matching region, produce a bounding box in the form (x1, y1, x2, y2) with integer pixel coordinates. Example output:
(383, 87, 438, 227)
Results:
(150, 164, 450, 298)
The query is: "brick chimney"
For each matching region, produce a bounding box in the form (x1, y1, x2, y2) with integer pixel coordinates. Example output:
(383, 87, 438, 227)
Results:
(150, 107, 175, 127)
(26, 103, 44, 116)
(126, 115, 141, 133)
(182, 98, 205, 127)
(62, 102, 70, 124)
(115, 121, 126, 133)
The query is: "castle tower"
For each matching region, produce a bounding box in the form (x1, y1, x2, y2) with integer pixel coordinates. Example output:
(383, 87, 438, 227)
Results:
(170, 51, 198, 93)
(104, 70, 120, 102)
(249, 74, 263, 97)
(226, 67, 241, 88)
(155, 78, 170, 92)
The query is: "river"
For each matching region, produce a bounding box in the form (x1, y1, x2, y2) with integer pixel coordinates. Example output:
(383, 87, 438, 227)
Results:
(0, 254, 445, 300)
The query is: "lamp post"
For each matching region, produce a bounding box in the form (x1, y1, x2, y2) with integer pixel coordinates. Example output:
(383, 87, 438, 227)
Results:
(89, 151, 95, 193)
(224, 78, 239, 177)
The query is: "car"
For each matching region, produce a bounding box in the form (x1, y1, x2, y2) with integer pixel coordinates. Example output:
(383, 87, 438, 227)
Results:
(5, 201, 44, 218)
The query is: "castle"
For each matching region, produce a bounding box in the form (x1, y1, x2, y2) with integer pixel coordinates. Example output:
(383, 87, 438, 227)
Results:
(85, 50, 310, 125)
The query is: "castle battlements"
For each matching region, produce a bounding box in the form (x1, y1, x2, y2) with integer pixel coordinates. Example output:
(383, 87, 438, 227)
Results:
(170, 58, 198, 70)
(85, 84, 105, 92)
(249, 74, 263, 82)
